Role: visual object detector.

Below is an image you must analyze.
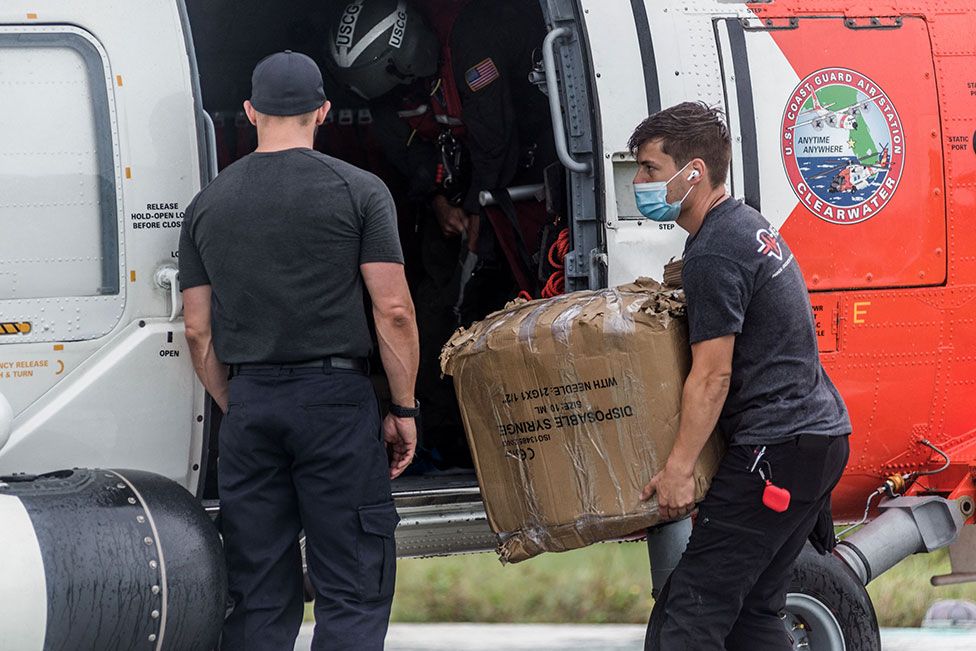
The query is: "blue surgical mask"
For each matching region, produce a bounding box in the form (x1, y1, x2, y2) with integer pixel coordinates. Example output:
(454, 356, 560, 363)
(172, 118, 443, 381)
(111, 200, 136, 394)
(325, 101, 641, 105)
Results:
(634, 163, 698, 222)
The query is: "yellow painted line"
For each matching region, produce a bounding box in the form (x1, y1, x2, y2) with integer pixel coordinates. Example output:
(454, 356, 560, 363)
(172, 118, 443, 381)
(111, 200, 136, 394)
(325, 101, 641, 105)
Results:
(116, 75, 124, 87)
(0, 322, 32, 335)
(53, 344, 64, 351)
(26, 12, 38, 20)
(130, 270, 137, 283)
(125, 166, 132, 179)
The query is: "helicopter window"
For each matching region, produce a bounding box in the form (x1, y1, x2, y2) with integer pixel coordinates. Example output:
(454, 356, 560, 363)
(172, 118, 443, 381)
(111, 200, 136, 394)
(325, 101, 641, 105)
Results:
(0, 31, 119, 300)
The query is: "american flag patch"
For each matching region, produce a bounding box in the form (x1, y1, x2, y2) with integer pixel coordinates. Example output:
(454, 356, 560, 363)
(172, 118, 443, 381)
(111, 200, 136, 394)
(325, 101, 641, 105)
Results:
(465, 58, 499, 92)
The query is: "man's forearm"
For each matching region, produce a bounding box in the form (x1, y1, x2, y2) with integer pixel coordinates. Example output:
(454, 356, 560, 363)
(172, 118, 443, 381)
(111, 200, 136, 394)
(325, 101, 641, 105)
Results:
(187, 335, 229, 412)
(667, 373, 730, 475)
(374, 310, 419, 406)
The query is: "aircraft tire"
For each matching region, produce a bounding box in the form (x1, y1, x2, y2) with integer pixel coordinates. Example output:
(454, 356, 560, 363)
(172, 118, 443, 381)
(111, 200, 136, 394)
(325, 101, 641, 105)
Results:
(785, 543, 881, 651)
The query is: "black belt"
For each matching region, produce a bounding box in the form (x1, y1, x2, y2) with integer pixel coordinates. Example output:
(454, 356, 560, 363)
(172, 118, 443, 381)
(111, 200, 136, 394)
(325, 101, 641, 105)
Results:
(229, 357, 368, 377)
(766, 433, 847, 448)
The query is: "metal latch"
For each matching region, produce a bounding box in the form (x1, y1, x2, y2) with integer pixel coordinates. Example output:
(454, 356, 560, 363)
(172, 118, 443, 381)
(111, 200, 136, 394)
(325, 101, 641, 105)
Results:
(739, 16, 799, 31)
(153, 265, 182, 322)
(844, 16, 903, 30)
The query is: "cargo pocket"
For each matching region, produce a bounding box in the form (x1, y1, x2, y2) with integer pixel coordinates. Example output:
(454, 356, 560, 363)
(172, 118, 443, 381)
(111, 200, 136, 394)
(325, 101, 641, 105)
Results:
(357, 501, 400, 601)
(699, 515, 764, 538)
(696, 514, 773, 558)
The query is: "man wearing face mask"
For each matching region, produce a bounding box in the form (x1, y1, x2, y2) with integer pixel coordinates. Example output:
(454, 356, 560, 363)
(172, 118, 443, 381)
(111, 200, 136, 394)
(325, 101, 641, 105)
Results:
(632, 102, 851, 650)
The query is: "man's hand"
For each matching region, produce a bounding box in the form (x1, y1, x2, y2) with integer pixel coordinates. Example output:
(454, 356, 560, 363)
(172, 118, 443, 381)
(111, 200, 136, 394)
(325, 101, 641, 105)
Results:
(384, 413, 418, 480)
(432, 194, 469, 238)
(361, 262, 419, 479)
(641, 461, 697, 522)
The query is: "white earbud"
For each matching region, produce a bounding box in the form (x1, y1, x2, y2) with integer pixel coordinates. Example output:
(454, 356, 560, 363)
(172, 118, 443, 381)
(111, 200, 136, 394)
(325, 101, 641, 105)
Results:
(687, 170, 701, 181)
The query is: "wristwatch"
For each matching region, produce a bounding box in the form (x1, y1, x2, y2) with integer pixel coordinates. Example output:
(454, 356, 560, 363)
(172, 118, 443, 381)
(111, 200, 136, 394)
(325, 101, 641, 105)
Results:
(390, 399, 421, 419)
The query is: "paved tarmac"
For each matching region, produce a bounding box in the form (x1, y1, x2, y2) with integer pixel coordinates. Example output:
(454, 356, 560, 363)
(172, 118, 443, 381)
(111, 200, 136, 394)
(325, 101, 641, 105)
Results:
(294, 623, 976, 650)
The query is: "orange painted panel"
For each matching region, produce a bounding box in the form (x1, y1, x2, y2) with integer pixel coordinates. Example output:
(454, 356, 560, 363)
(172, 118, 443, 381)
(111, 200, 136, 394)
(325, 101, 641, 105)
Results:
(769, 17, 946, 290)
(810, 295, 839, 352)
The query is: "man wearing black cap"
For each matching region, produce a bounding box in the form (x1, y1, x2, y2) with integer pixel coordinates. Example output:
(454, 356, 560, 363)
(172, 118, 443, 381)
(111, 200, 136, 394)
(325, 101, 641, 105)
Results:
(179, 50, 419, 650)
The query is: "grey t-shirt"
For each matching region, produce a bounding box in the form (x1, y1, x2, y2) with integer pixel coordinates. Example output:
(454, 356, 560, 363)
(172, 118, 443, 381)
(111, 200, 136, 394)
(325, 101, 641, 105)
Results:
(682, 198, 851, 445)
(178, 148, 403, 364)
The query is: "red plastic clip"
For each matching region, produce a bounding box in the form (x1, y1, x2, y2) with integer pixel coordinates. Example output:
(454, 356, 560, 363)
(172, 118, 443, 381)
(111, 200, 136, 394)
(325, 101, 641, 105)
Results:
(762, 481, 791, 513)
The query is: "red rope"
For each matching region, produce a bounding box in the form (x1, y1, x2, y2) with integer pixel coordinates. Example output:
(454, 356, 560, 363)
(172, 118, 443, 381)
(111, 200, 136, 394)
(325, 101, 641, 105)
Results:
(548, 228, 570, 269)
(540, 228, 570, 299)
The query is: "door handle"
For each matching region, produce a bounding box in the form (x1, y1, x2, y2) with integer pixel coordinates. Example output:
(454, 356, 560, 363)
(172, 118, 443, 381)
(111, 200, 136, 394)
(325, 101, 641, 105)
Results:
(202, 110, 219, 182)
(542, 27, 592, 175)
(153, 265, 182, 322)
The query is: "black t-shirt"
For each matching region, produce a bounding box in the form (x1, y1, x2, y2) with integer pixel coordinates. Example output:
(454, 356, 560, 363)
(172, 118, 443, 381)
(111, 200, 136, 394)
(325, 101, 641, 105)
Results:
(178, 148, 403, 364)
(682, 198, 851, 445)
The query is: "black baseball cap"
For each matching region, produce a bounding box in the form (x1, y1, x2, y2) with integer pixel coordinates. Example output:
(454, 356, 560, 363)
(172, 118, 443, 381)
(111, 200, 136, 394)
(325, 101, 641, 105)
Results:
(249, 50, 327, 116)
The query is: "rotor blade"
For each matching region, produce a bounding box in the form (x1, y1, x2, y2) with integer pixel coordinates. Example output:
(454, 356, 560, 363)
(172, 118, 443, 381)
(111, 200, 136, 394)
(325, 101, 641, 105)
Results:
(809, 161, 852, 179)
(830, 94, 885, 116)
(788, 117, 822, 130)
(809, 151, 884, 179)
(797, 101, 836, 115)
(855, 149, 886, 164)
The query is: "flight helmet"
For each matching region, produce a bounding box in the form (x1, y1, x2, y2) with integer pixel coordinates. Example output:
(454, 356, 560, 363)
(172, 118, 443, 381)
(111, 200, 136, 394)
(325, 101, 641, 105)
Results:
(324, 0, 439, 100)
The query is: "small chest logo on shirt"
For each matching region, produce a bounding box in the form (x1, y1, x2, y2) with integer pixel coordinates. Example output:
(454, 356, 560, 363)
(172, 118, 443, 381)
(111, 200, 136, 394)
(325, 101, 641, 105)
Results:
(466, 58, 499, 92)
(756, 228, 783, 261)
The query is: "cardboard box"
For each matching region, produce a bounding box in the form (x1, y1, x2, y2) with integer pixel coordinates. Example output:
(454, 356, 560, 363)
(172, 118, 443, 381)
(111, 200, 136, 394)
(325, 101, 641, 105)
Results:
(441, 279, 724, 563)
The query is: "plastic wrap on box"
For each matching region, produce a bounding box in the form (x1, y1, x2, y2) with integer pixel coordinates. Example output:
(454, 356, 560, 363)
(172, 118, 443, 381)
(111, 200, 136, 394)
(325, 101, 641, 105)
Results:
(441, 278, 724, 563)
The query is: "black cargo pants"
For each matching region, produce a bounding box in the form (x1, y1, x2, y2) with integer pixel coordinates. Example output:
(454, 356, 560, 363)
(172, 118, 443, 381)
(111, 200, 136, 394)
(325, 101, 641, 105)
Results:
(645, 434, 850, 651)
(218, 364, 399, 651)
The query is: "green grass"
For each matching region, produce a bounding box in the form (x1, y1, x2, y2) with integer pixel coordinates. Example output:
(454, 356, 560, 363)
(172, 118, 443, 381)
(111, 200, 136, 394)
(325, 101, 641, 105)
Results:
(304, 541, 976, 625)
(867, 549, 976, 627)
(391, 543, 653, 624)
